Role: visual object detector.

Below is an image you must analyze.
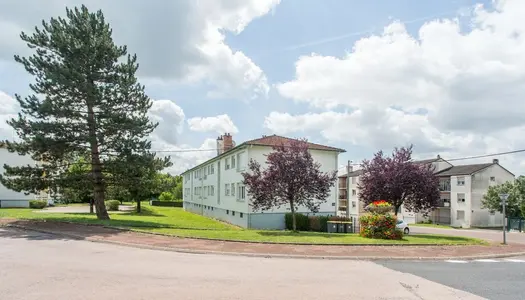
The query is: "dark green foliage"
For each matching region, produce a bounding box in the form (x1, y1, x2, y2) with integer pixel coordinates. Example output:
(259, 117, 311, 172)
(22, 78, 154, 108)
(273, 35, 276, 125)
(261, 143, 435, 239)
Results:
(150, 200, 183, 207)
(105, 200, 120, 211)
(285, 213, 310, 231)
(29, 200, 47, 209)
(285, 213, 348, 232)
(0, 5, 165, 220)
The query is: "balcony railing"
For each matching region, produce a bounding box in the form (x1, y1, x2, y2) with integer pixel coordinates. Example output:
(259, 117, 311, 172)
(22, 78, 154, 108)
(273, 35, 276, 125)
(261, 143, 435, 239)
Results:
(435, 199, 451, 207)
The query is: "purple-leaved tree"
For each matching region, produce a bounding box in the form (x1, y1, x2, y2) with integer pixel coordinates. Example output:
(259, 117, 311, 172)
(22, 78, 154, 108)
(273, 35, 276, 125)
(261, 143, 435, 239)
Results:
(242, 139, 337, 231)
(358, 145, 440, 215)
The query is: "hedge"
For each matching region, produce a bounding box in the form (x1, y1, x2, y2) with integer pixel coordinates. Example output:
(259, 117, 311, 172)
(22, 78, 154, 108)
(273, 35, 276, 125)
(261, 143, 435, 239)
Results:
(150, 200, 183, 207)
(29, 200, 47, 209)
(285, 213, 352, 232)
(105, 200, 120, 211)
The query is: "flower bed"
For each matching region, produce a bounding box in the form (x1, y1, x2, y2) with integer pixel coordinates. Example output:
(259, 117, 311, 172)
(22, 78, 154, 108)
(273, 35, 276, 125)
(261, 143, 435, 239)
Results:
(359, 200, 403, 240)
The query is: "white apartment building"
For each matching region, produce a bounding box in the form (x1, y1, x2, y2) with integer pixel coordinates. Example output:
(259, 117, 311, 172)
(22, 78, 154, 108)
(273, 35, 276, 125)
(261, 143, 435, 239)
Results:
(0, 144, 50, 208)
(338, 156, 514, 228)
(181, 134, 345, 229)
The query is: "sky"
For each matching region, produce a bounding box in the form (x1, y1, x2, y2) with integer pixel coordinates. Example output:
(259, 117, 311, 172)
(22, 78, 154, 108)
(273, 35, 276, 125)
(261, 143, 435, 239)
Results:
(1, 0, 525, 175)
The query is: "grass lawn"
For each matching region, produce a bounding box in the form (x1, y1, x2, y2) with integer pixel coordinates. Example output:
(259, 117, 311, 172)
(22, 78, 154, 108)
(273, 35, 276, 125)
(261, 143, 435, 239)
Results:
(411, 223, 457, 229)
(0, 204, 486, 245)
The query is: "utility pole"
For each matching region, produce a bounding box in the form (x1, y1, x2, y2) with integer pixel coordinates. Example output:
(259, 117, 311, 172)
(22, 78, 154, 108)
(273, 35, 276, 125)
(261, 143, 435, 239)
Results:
(499, 193, 509, 245)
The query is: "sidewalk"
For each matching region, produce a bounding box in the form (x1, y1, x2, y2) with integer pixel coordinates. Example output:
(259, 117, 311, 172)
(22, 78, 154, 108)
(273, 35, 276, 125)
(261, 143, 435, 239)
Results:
(3, 219, 525, 260)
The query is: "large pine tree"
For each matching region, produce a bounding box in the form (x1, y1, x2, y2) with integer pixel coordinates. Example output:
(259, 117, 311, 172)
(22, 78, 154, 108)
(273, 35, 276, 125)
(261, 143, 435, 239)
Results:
(0, 5, 158, 219)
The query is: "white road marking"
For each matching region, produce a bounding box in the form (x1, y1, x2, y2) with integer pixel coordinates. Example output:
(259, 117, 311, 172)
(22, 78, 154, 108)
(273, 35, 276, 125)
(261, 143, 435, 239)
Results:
(473, 259, 499, 262)
(503, 259, 525, 263)
(445, 260, 468, 263)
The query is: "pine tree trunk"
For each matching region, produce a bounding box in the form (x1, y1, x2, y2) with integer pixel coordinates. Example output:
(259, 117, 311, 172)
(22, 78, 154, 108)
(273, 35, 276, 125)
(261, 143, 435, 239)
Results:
(290, 199, 297, 231)
(87, 103, 110, 220)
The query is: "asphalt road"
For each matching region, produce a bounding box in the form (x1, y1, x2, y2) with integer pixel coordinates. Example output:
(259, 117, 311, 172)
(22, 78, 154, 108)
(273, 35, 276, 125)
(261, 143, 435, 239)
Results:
(411, 226, 525, 244)
(377, 258, 525, 300)
(0, 227, 484, 300)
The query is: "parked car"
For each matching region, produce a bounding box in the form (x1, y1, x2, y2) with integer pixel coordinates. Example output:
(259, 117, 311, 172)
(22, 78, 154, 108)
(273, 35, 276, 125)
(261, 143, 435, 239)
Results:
(396, 219, 410, 234)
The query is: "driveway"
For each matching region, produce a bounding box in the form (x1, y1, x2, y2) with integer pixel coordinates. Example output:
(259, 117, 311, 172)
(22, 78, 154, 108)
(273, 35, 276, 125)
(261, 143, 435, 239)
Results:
(411, 226, 525, 244)
(0, 227, 484, 300)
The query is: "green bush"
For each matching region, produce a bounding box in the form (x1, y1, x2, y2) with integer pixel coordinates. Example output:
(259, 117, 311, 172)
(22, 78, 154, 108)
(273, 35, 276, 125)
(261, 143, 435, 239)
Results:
(29, 200, 47, 209)
(105, 200, 120, 211)
(308, 216, 321, 232)
(359, 213, 403, 240)
(158, 191, 175, 201)
(150, 200, 183, 207)
(284, 213, 310, 231)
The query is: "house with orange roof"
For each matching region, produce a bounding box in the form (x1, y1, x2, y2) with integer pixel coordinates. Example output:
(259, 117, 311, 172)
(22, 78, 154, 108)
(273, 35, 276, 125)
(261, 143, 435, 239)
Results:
(181, 134, 345, 229)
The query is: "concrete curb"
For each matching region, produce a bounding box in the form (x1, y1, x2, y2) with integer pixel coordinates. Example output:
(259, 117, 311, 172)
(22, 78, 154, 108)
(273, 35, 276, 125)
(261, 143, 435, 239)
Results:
(6, 224, 525, 261)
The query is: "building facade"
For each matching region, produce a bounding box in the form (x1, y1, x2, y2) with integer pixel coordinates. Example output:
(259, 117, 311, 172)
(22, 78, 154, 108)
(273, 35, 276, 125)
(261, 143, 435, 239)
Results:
(0, 145, 48, 208)
(181, 134, 345, 229)
(337, 156, 514, 228)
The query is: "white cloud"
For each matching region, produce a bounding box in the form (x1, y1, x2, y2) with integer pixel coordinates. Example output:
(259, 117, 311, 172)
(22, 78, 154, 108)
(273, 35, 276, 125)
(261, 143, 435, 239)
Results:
(187, 114, 239, 134)
(0, 0, 278, 100)
(0, 90, 211, 174)
(267, 0, 525, 174)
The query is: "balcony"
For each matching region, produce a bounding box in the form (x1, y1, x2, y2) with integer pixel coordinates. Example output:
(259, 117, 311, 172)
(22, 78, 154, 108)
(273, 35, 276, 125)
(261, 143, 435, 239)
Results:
(439, 180, 451, 192)
(435, 198, 451, 207)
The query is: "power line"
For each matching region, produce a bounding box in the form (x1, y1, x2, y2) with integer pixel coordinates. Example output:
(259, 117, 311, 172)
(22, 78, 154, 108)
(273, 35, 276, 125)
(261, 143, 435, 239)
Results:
(446, 149, 525, 162)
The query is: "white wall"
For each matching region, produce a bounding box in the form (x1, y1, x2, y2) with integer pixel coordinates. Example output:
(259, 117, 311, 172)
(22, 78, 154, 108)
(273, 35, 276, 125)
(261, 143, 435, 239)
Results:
(347, 175, 361, 217)
(469, 165, 514, 227)
(450, 174, 472, 228)
(246, 145, 339, 214)
(0, 149, 37, 206)
(430, 160, 453, 173)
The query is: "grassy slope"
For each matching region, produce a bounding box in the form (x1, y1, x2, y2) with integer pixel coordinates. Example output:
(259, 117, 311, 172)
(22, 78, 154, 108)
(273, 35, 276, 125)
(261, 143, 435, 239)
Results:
(0, 204, 486, 245)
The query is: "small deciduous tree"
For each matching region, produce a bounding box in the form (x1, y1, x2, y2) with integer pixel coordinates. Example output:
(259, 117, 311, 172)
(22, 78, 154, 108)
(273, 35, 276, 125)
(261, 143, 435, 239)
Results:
(242, 139, 337, 231)
(482, 176, 525, 218)
(358, 145, 440, 215)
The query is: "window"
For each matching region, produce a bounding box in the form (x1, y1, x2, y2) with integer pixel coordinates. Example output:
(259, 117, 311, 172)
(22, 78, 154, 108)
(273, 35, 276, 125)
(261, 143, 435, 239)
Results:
(457, 210, 465, 220)
(225, 158, 230, 170)
(207, 165, 210, 175)
(351, 177, 356, 184)
(352, 189, 356, 196)
(490, 176, 496, 182)
(236, 152, 245, 171)
(457, 176, 465, 186)
(231, 155, 236, 168)
(194, 171, 197, 179)
(457, 193, 466, 202)
(211, 186, 215, 196)
(489, 211, 495, 215)
(210, 163, 214, 174)
(227, 210, 229, 215)
(231, 183, 235, 196)
(240, 212, 243, 218)
(204, 186, 208, 197)
(225, 184, 230, 196)
(237, 185, 246, 201)
(232, 211, 236, 216)
(194, 187, 197, 195)
(352, 201, 356, 208)
(332, 202, 335, 206)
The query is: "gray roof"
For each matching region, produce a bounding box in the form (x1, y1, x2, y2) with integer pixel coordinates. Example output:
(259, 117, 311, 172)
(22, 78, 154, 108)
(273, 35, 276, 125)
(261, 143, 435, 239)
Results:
(412, 158, 440, 165)
(436, 163, 493, 176)
(339, 169, 364, 178)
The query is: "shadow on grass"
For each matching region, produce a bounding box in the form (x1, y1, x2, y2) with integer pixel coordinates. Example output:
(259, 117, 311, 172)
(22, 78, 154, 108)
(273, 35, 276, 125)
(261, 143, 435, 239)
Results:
(122, 206, 164, 217)
(406, 234, 481, 242)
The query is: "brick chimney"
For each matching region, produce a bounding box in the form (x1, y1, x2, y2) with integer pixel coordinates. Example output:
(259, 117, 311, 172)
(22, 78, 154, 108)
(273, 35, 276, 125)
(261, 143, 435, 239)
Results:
(223, 133, 233, 152)
(493, 159, 499, 164)
(346, 160, 353, 174)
